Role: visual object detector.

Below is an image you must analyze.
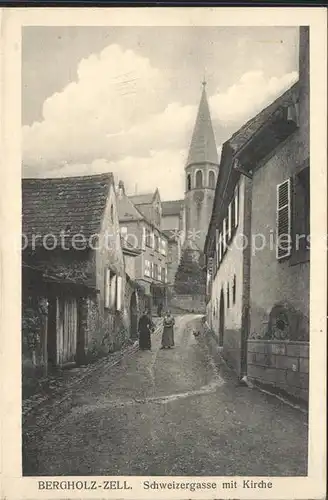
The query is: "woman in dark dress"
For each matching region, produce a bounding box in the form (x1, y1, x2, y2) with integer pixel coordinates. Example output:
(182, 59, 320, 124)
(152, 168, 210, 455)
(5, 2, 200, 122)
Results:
(138, 309, 154, 350)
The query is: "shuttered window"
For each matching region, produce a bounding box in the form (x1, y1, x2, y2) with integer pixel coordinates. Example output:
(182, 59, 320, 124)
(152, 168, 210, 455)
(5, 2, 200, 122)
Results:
(104, 269, 111, 309)
(223, 218, 227, 253)
(219, 232, 223, 262)
(110, 274, 117, 308)
(227, 204, 232, 242)
(215, 229, 219, 268)
(276, 178, 292, 259)
(116, 276, 123, 311)
(234, 185, 239, 228)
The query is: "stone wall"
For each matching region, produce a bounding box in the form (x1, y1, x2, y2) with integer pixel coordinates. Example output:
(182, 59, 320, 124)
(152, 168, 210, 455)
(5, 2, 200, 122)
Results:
(247, 339, 309, 403)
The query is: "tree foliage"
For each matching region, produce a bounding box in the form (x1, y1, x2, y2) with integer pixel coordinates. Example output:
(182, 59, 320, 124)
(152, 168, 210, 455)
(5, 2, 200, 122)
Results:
(174, 249, 206, 295)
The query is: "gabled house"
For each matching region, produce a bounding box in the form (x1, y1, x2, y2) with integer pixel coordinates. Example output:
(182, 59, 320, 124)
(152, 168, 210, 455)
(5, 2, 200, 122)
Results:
(117, 181, 169, 311)
(129, 188, 162, 229)
(22, 173, 127, 380)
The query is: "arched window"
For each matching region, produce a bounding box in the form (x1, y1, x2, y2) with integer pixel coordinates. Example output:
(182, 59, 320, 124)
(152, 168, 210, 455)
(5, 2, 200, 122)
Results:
(208, 170, 216, 188)
(187, 174, 192, 191)
(195, 170, 203, 188)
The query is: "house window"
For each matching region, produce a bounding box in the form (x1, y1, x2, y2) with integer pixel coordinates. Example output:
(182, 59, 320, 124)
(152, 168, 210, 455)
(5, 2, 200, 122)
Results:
(110, 273, 117, 308)
(161, 266, 166, 282)
(144, 259, 151, 277)
(104, 269, 118, 310)
(227, 204, 232, 243)
(223, 218, 227, 254)
(110, 204, 114, 223)
(219, 231, 223, 262)
(145, 228, 153, 248)
(291, 165, 310, 263)
(187, 174, 192, 191)
(208, 170, 216, 188)
(160, 238, 167, 256)
(232, 275, 236, 304)
(195, 170, 203, 188)
(153, 263, 159, 281)
(154, 233, 159, 252)
(232, 184, 239, 229)
(116, 275, 123, 311)
(104, 269, 111, 309)
(276, 178, 292, 260)
(227, 283, 230, 309)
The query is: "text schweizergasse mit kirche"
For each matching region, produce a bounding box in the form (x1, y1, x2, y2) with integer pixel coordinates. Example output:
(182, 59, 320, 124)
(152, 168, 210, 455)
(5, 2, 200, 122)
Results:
(38, 479, 273, 492)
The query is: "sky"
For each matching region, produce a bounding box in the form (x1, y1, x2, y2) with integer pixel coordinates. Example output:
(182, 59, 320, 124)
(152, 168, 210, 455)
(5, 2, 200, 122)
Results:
(22, 26, 299, 200)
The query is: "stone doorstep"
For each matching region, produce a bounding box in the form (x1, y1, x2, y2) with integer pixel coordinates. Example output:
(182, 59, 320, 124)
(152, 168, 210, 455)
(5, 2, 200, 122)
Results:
(22, 320, 163, 418)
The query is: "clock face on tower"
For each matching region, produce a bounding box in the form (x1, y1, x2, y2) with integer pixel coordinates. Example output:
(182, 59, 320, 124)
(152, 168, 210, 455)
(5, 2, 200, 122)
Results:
(193, 190, 204, 204)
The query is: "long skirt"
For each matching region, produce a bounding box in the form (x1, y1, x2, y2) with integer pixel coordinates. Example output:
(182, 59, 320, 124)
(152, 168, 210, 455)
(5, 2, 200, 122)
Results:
(161, 326, 174, 347)
(139, 329, 151, 350)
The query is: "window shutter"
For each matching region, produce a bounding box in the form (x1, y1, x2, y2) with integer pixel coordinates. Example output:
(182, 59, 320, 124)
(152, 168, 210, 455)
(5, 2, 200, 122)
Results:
(219, 232, 223, 262)
(228, 204, 232, 241)
(215, 229, 219, 267)
(276, 178, 292, 259)
(116, 276, 123, 311)
(223, 218, 227, 253)
(142, 227, 146, 250)
(235, 185, 239, 227)
(105, 269, 110, 308)
(110, 274, 116, 308)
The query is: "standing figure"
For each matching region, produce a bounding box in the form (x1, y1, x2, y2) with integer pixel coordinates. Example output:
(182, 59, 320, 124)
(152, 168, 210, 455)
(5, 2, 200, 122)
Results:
(161, 310, 175, 349)
(138, 309, 154, 350)
(157, 302, 163, 317)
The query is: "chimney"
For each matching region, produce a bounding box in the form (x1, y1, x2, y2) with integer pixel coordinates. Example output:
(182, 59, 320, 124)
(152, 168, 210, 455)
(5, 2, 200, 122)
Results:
(118, 180, 125, 198)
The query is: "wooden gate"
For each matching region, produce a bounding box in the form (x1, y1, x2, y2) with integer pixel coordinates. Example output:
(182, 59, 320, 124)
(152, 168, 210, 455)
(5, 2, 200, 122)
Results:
(56, 297, 78, 366)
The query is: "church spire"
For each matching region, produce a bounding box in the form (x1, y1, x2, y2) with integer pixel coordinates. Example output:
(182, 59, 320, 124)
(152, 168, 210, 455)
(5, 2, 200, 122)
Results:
(186, 82, 218, 168)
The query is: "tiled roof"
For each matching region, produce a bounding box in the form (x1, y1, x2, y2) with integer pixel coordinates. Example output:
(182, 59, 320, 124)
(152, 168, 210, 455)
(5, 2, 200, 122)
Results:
(117, 194, 144, 222)
(186, 85, 219, 167)
(22, 173, 113, 247)
(162, 199, 184, 216)
(128, 192, 155, 205)
(228, 82, 298, 153)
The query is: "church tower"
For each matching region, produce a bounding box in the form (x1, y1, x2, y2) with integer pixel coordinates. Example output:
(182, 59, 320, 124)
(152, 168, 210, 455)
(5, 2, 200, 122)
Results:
(184, 81, 219, 252)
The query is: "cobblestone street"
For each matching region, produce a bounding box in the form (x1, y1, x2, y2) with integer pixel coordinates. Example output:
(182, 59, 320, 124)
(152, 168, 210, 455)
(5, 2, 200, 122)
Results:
(23, 314, 308, 477)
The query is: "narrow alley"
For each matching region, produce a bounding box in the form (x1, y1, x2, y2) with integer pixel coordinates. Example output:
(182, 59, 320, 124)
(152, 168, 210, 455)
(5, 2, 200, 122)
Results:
(23, 314, 308, 477)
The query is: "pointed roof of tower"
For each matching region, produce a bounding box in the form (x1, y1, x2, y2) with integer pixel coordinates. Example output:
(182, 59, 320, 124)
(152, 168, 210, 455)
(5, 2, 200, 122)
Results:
(186, 82, 218, 168)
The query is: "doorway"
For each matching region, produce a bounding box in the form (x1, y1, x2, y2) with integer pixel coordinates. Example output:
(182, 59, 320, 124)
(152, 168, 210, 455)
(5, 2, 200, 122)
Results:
(130, 292, 138, 339)
(219, 288, 225, 346)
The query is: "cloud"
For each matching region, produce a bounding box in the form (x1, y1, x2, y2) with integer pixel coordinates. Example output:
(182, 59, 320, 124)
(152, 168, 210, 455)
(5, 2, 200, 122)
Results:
(210, 69, 298, 125)
(23, 43, 298, 200)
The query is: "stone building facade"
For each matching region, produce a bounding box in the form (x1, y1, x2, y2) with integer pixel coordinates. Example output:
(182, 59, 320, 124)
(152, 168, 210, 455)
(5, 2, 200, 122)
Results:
(204, 27, 310, 402)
